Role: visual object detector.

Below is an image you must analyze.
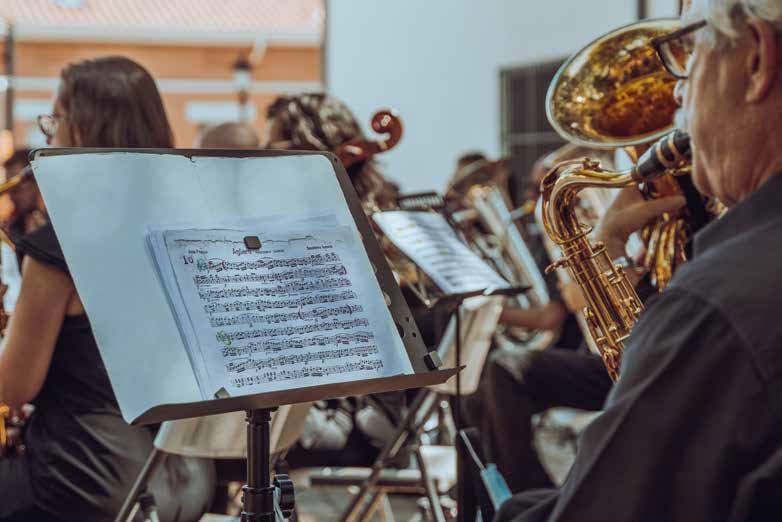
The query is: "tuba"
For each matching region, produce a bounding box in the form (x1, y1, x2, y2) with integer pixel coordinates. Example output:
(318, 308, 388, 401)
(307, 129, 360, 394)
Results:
(541, 18, 699, 379)
(446, 157, 555, 348)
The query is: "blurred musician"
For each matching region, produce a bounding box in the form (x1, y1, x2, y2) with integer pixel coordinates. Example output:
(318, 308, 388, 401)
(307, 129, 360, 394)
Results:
(460, 145, 683, 494)
(1, 149, 45, 242)
(0, 57, 210, 522)
(263, 93, 406, 465)
(195, 122, 260, 149)
(446, 151, 583, 347)
(0, 149, 45, 318)
(265, 93, 400, 211)
(499, 1, 782, 520)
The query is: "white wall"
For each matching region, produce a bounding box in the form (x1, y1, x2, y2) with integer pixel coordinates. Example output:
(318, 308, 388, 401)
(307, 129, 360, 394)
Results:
(326, 0, 679, 193)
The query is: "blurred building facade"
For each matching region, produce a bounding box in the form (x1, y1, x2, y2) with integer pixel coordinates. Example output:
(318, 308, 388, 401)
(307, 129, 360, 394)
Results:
(0, 0, 324, 149)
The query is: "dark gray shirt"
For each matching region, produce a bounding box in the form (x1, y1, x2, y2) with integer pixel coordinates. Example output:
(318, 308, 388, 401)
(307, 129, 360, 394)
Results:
(505, 173, 782, 522)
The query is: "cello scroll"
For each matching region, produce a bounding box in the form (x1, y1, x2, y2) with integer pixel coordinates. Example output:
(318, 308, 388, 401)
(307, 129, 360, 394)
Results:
(335, 110, 402, 169)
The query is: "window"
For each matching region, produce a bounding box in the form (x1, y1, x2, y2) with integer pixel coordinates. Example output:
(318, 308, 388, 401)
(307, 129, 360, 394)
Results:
(500, 59, 565, 205)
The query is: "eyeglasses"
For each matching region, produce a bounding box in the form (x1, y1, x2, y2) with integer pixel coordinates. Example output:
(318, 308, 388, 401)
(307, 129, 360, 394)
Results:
(37, 112, 64, 140)
(651, 20, 707, 79)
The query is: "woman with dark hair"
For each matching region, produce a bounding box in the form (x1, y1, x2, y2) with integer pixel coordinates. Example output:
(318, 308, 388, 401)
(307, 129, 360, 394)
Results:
(0, 56, 212, 522)
(265, 93, 400, 210)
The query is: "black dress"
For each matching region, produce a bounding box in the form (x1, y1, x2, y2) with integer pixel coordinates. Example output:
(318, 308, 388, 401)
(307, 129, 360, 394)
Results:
(2, 223, 213, 521)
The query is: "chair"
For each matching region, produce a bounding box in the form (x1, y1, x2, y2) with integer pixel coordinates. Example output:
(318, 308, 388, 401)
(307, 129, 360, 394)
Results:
(117, 403, 312, 521)
(331, 296, 503, 522)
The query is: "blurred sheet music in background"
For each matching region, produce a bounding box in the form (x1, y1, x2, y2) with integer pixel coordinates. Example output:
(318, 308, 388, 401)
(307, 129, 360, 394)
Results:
(373, 211, 510, 295)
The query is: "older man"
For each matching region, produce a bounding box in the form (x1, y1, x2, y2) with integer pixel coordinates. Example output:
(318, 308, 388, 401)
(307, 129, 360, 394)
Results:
(497, 1, 782, 521)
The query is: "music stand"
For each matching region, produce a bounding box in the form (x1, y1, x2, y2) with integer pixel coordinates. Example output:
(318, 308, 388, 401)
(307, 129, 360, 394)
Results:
(31, 148, 456, 522)
(329, 208, 528, 521)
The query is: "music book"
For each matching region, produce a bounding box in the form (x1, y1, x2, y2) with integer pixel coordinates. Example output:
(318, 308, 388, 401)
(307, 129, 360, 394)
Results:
(372, 210, 510, 296)
(146, 215, 413, 400)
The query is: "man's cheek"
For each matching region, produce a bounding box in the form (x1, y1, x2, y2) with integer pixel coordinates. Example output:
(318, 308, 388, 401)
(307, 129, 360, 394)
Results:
(674, 109, 689, 133)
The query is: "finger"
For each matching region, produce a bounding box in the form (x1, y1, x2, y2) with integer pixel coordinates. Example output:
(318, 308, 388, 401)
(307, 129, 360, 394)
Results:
(613, 186, 645, 206)
(625, 195, 687, 230)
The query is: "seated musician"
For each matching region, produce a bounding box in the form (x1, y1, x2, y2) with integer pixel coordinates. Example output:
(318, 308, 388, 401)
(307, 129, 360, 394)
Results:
(195, 122, 260, 149)
(0, 56, 211, 522)
(2, 149, 45, 241)
(448, 150, 585, 348)
(263, 93, 406, 465)
(498, 1, 782, 520)
(1, 149, 46, 314)
(265, 93, 400, 209)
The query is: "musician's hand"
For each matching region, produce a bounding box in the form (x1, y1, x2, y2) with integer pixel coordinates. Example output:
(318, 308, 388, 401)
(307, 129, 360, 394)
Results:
(559, 282, 587, 313)
(594, 187, 686, 259)
(1, 405, 31, 457)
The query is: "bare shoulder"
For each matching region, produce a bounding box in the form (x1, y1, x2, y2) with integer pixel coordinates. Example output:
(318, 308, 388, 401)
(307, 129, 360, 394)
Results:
(20, 256, 83, 315)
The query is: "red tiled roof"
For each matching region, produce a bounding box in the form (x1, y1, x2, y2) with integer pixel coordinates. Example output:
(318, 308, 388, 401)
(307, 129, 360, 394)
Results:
(0, 0, 323, 38)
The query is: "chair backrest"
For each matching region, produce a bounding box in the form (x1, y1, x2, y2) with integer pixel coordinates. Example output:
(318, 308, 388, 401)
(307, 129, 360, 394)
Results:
(270, 402, 312, 454)
(429, 295, 503, 396)
(154, 403, 313, 458)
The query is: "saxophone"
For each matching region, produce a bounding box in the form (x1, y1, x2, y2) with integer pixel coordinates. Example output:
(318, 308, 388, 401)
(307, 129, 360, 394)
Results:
(540, 18, 711, 379)
(541, 130, 691, 380)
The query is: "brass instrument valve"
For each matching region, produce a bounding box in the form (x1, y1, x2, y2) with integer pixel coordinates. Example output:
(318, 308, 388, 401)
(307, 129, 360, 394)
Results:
(581, 158, 602, 170)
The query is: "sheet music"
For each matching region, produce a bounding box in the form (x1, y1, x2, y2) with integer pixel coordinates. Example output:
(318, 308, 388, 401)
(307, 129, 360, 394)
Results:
(147, 217, 412, 399)
(372, 211, 510, 295)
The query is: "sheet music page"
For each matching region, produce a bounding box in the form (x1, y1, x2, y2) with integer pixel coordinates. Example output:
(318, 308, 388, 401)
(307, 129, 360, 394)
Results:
(372, 211, 510, 295)
(147, 217, 412, 399)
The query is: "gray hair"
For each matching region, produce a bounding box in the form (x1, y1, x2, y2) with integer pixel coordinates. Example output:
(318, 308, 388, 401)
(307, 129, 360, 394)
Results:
(696, 0, 782, 45)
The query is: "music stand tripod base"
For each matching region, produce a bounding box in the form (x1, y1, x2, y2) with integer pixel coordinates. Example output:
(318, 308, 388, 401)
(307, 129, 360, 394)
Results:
(242, 409, 295, 522)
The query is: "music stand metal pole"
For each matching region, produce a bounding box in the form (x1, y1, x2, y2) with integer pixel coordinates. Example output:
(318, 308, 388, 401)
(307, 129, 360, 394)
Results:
(445, 286, 527, 522)
(242, 408, 276, 522)
(454, 300, 464, 522)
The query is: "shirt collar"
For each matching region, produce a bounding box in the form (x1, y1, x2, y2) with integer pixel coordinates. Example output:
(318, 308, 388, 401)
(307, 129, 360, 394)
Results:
(694, 173, 782, 257)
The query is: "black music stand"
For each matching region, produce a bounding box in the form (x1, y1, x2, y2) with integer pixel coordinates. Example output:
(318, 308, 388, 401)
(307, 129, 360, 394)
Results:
(31, 148, 456, 522)
(429, 286, 527, 522)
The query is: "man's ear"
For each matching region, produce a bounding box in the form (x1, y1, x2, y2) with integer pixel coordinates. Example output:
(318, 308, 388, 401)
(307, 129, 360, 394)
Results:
(745, 17, 778, 103)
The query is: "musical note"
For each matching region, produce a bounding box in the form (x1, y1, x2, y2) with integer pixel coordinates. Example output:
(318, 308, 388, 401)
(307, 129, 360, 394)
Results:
(216, 318, 370, 344)
(200, 253, 341, 272)
(194, 264, 347, 286)
(221, 331, 375, 357)
(198, 277, 352, 299)
(231, 360, 385, 388)
(209, 304, 364, 327)
(203, 291, 358, 314)
(225, 345, 379, 373)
